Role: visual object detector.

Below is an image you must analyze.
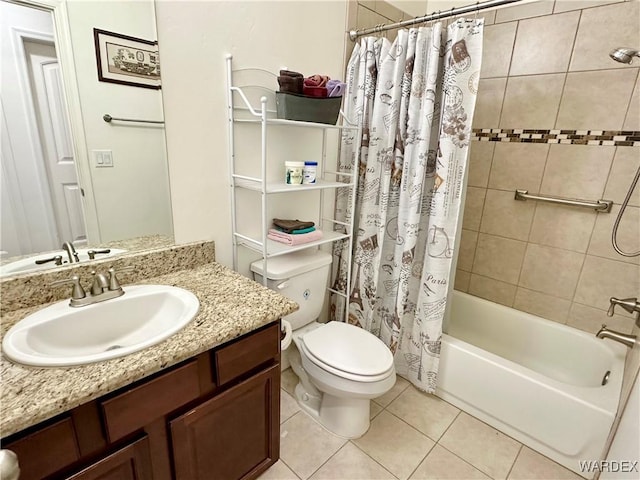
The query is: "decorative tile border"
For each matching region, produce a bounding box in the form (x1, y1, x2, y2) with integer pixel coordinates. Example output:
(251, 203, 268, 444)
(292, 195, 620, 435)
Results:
(472, 129, 640, 146)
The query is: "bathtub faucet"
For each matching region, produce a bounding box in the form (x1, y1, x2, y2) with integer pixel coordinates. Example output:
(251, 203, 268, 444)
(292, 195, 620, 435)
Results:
(607, 297, 640, 317)
(596, 325, 637, 349)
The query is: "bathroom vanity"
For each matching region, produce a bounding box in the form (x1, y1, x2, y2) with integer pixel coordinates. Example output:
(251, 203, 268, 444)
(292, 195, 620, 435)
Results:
(0, 241, 298, 480)
(3, 322, 280, 480)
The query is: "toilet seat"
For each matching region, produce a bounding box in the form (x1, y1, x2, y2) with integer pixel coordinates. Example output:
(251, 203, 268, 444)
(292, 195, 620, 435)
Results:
(299, 322, 394, 383)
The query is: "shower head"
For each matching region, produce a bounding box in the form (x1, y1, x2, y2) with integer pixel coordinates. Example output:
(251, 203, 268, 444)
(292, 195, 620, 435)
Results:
(609, 47, 640, 64)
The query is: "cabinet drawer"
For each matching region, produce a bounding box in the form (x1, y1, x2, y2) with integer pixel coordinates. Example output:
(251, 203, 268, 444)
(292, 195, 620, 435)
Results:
(100, 361, 200, 442)
(5, 417, 80, 480)
(214, 322, 280, 386)
(67, 436, 153, 480)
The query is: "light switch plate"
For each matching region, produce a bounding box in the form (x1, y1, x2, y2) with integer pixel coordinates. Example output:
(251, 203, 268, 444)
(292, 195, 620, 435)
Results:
(92, 149, 113, 168)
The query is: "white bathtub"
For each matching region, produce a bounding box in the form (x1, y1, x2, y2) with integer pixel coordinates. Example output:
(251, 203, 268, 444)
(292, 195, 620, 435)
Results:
(436, 291, 627, 478)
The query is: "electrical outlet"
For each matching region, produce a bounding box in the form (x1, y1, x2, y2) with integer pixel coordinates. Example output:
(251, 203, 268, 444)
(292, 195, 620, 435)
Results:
(93, 149, 113, 168)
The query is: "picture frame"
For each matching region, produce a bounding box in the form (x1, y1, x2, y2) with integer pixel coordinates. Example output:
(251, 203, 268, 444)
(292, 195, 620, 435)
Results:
(93, 28, 161, 89)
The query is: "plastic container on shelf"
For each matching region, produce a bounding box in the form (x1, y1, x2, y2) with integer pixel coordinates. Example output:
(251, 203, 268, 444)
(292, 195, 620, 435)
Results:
(303, 161, 318, 184)
(285, 161, 304, 185)
(276, 92, 342, 125)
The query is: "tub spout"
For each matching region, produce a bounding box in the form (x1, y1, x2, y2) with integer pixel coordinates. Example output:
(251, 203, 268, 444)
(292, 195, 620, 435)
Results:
(596, 324, 637, 349)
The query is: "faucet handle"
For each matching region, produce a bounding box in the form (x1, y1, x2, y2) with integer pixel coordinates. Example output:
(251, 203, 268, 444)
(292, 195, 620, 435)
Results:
(50, 275, 86, 300)
(35, 255, 63, 266)
(108, 266, 134, 291)
(608, 297, 640, 316)
(87, 249, 111, 260)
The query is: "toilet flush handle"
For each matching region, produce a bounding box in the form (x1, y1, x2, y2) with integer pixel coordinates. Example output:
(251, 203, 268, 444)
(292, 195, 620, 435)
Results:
(276, 280, 289, 290)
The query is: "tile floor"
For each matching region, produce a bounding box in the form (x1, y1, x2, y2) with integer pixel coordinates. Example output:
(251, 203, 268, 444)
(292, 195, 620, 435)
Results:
(259, 369, 584, 480)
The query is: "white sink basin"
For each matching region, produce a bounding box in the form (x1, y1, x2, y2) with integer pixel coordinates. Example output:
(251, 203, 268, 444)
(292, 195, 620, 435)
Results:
(0, 248, 127, 277)
(2, 285, 199, 367)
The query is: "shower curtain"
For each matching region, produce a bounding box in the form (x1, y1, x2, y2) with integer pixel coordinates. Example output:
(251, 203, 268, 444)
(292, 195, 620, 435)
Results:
(331, 19, 483, 393)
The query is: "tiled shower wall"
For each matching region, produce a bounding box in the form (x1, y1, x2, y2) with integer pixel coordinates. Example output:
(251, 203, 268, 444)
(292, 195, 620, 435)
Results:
(351, 1, 407, 34)
(456, 0, 640, 334)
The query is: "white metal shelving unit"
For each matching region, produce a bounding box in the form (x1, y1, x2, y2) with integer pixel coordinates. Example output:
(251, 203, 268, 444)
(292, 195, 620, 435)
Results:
(225, 54, 359, 321)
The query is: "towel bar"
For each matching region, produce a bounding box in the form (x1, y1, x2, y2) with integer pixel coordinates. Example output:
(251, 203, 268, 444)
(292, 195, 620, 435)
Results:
(103, 114, 164, 125)
(514, 190, 613, 213)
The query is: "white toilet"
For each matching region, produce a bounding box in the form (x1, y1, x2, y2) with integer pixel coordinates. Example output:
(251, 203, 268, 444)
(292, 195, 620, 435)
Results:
(251, 249, 396, 438)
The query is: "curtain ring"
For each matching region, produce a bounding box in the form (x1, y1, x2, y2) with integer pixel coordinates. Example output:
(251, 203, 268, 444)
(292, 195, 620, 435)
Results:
(474, 1, 480, 20)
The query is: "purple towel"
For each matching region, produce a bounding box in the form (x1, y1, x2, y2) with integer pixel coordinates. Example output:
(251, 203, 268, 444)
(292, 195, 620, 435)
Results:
(326, 79, 346, 97)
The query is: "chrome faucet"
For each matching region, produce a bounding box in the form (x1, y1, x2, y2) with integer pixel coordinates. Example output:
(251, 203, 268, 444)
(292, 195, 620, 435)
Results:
(51, 266, 134, 307)
(595, 297, 640, 348)
(61, 241, 79, 263)
(607, 297, 640, 316)
(596, 325, 637, 348)
(90, 271, 110, 295)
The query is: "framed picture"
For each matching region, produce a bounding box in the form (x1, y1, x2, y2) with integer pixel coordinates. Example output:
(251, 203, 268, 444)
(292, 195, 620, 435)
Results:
(93, 28, 161, 89)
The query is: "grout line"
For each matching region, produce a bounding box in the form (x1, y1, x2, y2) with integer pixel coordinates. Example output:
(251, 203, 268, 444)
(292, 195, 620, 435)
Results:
(505, 444, 524, 480)
(503, 19, 518, 79)
(384, 404, 442, 444)
(437, 408, 461, 441)
(434, 410, 518, 479)
(564, 7, 582, 73)
(554, 0, 626, 14)
(463, 229, 480, 275)
(471, 227, 527, 249)
(349, 441, 401, 480)
(278, 456, 303, 480)
(496, 76, 509, 131)
(536, 138, 552, 195)
(569, 247, 591, 306)
(303, 441, 350, 480)
(620, 68, 640, 129)
(470, 270, 570, 303)
(435, 442, 496, 479)
(405, 442, 436, 480)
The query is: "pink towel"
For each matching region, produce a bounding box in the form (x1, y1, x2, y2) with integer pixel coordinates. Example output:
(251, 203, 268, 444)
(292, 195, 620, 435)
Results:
(267, 228, 323, 246)
(304, 75, 329, 88)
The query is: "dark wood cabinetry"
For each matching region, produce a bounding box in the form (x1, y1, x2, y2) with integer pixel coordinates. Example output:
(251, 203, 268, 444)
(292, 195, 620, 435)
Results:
(67, 437, 153, 480)
(1, 322, 281, 480)
(171, 364, 280, 480)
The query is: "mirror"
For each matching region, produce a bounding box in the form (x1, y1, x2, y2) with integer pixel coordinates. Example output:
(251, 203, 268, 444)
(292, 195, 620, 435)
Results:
(0, 0, 173, 273)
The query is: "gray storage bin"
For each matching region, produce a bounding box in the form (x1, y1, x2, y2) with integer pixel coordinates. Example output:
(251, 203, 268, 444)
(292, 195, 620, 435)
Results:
(276, 92, 342, 125)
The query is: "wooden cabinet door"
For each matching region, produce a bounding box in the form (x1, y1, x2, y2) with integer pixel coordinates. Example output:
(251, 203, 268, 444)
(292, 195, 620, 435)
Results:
(170, 364, 280, 480)
(66, 437, 152, 480)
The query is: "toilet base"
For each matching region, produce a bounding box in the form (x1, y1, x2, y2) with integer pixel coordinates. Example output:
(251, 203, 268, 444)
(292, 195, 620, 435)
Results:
(294, 382, 371, 439)
(319, 393, 371, 438)
(289, 345, 372, 439)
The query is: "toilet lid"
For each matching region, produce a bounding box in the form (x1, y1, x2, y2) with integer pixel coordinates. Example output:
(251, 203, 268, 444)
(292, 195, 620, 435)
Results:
(301, 322, 394, 376)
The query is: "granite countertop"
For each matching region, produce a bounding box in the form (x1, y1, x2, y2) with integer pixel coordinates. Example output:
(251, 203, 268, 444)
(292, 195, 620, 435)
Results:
(0, 262, 298, 437)
(0, 234, 173, 269)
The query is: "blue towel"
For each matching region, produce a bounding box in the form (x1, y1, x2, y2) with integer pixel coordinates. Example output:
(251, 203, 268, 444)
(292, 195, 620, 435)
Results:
(275, 226, 316, 234)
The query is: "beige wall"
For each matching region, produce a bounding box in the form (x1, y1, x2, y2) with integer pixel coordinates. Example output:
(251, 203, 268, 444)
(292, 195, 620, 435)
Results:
(456, 0, 640, 334)
(156, 1, 349, 268)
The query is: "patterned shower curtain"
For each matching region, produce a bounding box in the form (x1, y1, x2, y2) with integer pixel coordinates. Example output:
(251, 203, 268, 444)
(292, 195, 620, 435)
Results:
(331, 19, 483, 393)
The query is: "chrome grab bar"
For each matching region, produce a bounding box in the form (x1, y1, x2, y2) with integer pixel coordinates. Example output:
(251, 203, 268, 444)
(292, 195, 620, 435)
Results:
(103, 114, 164, 125)
(514, 189, 613, 213)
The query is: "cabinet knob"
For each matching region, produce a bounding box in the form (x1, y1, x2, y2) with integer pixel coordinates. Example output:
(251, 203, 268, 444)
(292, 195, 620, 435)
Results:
(0, 450, 20, 480)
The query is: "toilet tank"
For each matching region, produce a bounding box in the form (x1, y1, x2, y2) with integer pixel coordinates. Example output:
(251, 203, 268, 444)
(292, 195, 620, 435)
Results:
(250, 250, 332, 330)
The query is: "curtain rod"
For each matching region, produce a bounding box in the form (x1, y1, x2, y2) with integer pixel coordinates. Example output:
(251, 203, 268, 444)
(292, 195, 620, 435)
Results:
(348, 0, 522, 40)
